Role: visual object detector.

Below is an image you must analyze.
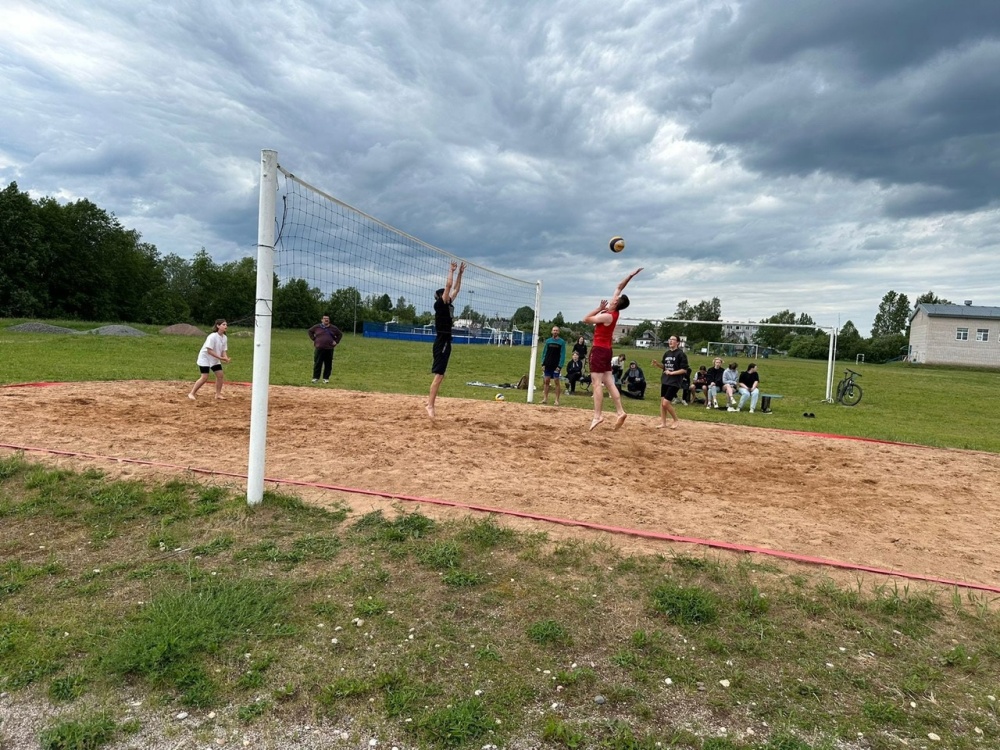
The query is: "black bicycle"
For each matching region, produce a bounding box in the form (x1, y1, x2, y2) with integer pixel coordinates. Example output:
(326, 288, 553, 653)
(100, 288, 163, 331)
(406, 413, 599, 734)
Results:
(836, 368, 863, 406)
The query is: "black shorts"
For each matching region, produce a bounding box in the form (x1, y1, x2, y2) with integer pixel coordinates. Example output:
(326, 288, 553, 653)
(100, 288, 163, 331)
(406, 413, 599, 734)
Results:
(660, 383, 682, 401)
(199, 364, 223, 374)
(431, 337, 452, 375)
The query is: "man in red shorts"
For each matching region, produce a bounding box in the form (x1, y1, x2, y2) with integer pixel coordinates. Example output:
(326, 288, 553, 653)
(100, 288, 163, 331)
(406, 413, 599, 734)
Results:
(582, 267, 643, 431)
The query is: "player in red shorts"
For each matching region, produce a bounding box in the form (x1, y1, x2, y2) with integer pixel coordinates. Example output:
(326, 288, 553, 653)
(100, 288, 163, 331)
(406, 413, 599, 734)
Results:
(582, 267, 642, 431)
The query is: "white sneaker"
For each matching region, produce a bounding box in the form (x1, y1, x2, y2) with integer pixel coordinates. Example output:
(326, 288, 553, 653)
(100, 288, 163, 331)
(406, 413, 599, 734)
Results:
(706, 403, 712, 409)
(749, 408, 755, 413)
(323, 379, 329, 384)
(311, 379, 318, 383)
(727, 407, 738, 412)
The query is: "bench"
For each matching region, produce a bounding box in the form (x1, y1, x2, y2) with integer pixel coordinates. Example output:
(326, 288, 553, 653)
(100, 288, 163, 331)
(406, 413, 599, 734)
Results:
(759, 393, 783, 413)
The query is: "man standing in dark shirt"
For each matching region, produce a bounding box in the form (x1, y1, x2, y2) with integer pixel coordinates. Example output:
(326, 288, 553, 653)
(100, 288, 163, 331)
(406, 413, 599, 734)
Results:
(308, 315, 343, 384)
(426, 261, 465, 419)
(651, 335, 688, 429)
(539, 326, 566, 406)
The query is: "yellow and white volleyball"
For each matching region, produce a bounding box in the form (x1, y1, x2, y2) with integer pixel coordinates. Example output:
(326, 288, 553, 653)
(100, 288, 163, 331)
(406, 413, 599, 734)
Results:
(495, 393, 506, 401)
(609, 236, 625, 253)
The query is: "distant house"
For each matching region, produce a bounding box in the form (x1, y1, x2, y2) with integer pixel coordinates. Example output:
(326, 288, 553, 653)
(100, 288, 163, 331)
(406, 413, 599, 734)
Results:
(723, 321, 759, 343)
(908, 302, 1000, 368)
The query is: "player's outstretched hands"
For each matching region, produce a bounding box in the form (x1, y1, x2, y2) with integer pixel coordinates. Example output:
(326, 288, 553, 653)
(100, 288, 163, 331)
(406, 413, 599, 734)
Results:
(598, 299, 609, 311)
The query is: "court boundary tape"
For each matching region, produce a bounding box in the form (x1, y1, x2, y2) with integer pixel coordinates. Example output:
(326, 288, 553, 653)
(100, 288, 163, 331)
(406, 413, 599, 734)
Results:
(3, 382, 998, 594)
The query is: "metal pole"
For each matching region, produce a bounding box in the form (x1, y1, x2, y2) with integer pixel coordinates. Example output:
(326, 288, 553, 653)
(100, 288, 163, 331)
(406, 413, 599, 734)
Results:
(527, 280, 542, 402)
(247, 149, 278, 506)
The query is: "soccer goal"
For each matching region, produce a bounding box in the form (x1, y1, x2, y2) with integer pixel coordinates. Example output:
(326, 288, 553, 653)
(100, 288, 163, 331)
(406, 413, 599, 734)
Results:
(625, 317, 838, 404)
(708, 342, 759, 359)
(248, 150, 541, 505)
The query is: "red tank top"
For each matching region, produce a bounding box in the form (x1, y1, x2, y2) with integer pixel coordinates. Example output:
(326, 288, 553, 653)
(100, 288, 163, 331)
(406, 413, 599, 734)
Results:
(592, 309, 619, 349)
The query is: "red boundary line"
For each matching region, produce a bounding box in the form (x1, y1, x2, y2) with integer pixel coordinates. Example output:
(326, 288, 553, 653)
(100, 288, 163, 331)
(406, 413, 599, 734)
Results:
(3, 381, 998, 594)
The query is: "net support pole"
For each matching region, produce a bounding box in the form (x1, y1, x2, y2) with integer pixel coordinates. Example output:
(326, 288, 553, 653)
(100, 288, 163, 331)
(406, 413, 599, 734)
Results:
(825, 328, 837, 402)
(247, 149, 278, 506)
(526, 280, 542, 402)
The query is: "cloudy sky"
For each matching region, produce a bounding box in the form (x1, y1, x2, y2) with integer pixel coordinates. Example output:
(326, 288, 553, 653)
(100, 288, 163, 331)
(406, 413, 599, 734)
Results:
(4, 0, 1000, 335)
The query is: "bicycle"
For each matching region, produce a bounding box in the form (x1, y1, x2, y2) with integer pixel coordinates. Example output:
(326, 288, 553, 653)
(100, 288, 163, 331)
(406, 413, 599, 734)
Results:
(836, 368, 863, 406)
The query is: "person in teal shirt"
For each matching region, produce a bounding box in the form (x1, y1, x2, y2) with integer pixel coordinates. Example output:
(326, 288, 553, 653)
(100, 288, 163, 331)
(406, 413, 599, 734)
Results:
(539, 326, 566, 405)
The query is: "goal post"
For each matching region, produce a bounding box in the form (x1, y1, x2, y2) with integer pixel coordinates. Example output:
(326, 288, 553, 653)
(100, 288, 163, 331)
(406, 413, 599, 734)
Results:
(624, 317, 837, 403)
(247, 150, 541, 505)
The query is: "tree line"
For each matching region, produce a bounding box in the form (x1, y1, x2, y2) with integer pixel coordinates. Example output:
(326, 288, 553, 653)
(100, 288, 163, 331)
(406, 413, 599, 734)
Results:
(544, 289, 951, 364)
(0, 182, 450, 332)
(1, 182, 949, 360)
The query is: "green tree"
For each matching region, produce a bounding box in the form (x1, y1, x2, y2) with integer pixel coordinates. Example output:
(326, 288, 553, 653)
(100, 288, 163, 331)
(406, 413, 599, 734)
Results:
(0, 182, 47, 316)
(274, 278, 324, 329)
(871, 291, 911, 337)
(836, 320, 864, 361)
(511, 305, 534, 328)
(754, 310, 797, 349)
(328, 287, 362, 333)
(394, 296, 418, 323)
(913, 291, 953, 310)
(688, 297, 723, 345)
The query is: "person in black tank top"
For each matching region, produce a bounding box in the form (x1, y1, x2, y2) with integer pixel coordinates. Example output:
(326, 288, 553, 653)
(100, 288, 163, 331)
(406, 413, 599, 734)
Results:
(426, 261, 465, 419)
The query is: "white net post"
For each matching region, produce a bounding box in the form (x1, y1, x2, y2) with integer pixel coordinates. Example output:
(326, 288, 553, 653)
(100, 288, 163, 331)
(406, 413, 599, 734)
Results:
(247, 149, 278, 506)
(527, 280, 542, 402)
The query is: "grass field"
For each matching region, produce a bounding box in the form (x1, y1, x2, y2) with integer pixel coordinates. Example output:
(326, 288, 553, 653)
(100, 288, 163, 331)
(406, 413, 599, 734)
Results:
(0, 318, 997, 452)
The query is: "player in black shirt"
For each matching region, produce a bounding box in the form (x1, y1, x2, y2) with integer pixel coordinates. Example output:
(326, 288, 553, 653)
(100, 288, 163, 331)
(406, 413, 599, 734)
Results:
(426, 261, 465, 419)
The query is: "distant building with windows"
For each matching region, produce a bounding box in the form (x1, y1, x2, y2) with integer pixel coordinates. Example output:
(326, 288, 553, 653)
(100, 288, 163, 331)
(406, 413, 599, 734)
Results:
(723, 321, 759, 343)
(908, 302, 1000, 368)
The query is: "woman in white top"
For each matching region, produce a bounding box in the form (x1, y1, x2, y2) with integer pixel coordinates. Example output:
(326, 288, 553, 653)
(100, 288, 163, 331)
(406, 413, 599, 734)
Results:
(188, 319, 230, 400)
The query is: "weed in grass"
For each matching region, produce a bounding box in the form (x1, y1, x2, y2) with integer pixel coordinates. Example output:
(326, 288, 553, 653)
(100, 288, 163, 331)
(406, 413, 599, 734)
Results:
(443, 569, 487, 587)
(419, 541, 461, 570)
(291, 535, 341, 560)
(941, 643, 980, 672)
(527, 619, 570, 646)
(861, 699, 906, 726)
(194, 485, 228, 515)
(272, 682, 297, 701)
(735, 585, 771, 618)
(553, 667, 596, 687)
(48, 674, 87, 702)
(317, 677, 372, 707)
(415, 697, 491, 747)
(235, 655, 274, 690)
(475, 645, 501, 662)
(39, 712, 117, 750)
(102, 579, 288, 705)
(458, 516, 517, 549)
(650, 582, 719, 626)
(353, 510, 436, 542)
(598, 720, 660, 750)
(354, 597, 388, 616)
(237, 699, 270, 723)
(541, 715, 585, 748)
(0, 454, 28, 481)
(191, 534, 235, 556)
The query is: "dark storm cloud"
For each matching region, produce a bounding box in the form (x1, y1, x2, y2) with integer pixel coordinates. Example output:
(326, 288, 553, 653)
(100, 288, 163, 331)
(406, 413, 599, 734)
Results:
(687, 0, 1000, 215)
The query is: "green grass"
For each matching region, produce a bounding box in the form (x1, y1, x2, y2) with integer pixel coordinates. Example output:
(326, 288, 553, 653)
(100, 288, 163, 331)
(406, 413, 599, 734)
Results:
(2, 460, 1000, 749)
(1, 317, 997, 451)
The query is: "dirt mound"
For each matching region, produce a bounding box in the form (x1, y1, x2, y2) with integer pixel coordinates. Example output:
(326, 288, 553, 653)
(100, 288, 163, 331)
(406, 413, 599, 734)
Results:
(7, 322, 80, 334)
(85, 325, 146, 337)
(159, 323, 205, 336)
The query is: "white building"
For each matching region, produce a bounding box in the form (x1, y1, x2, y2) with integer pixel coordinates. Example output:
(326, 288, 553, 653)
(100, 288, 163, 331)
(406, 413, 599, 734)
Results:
(908, 302, 1000, 368)
(722, 321, 759, 343)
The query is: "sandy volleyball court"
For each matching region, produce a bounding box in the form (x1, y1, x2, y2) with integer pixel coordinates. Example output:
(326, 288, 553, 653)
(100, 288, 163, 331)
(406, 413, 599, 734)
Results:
(2, 380, 999, 591)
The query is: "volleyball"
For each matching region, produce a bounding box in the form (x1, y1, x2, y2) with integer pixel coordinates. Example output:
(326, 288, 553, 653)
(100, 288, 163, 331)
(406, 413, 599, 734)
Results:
(495, 393, 506, 401)
(609, 236, 625, 253)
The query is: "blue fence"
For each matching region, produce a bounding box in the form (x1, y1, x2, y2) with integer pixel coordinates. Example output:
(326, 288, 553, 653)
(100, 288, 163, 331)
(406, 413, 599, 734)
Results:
(362, 321, 533, 346)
